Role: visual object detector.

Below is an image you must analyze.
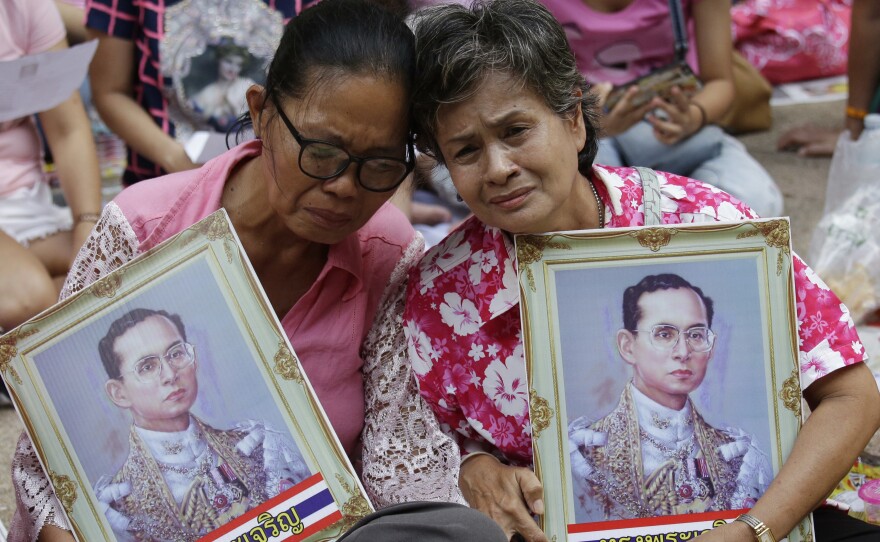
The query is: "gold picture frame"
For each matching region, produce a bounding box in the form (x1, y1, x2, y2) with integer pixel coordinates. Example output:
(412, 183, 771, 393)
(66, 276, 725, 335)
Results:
(1, 210, 370, 541)
(517, 219, 811, 542)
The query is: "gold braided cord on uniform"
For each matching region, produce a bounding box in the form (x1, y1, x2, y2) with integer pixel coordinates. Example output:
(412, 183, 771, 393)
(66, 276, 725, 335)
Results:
(581, 386, 743, 519)
(112, 417, 268, 541)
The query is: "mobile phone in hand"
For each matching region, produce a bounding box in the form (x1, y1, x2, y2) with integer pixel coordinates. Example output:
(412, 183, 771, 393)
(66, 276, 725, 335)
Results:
(603, 61, 702, 111)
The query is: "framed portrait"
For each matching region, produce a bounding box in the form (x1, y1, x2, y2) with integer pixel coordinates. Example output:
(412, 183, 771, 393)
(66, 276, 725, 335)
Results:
(159, 2, 284, 137)
(517, 219, 810, 542)
(0, 211, 371, 542)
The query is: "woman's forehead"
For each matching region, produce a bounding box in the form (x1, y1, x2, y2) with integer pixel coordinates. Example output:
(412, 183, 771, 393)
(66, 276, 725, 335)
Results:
(435, 74, 546, 133)
(283, 73, 411, 150)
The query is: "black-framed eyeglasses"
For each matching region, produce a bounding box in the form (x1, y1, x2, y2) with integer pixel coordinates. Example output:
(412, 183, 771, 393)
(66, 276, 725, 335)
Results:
(120, 342, 196, 384)
(634, 325, 716, 353)
(273, 99, 414, 192)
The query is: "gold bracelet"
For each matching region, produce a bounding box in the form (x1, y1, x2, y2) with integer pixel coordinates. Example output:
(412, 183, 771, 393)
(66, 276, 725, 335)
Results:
(846, 106, 868, 121)
(734, 513, 776, 542)
(75, 212, 101, 224)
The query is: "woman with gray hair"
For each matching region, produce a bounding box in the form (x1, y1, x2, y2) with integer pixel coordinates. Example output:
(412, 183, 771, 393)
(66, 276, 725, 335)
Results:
(403, 0, 880, 541)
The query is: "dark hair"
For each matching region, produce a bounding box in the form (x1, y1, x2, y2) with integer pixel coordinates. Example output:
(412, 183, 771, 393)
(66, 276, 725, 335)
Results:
(622, 274, 714, 331)
(410, 0, 600, 171)
(214, 38, 250, 64)
(99, 309, 187, 380)
(232, 0, 416, 143)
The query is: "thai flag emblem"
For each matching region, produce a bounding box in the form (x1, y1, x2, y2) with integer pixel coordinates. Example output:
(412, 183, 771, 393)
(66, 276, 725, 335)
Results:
(200, 473, 344, 541)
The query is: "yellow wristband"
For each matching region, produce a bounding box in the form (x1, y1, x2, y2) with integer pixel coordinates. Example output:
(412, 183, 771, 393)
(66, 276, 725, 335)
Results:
(846, 106, 868, 121)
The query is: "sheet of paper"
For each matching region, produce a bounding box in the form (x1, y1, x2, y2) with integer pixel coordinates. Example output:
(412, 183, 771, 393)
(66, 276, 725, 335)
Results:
(771, 75, 848, 107)
(0, 40, 98, 123)
(184, 131, 234, 163)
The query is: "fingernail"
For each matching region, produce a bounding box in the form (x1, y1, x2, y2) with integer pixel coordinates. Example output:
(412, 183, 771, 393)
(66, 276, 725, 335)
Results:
(533, 499, 545, 515)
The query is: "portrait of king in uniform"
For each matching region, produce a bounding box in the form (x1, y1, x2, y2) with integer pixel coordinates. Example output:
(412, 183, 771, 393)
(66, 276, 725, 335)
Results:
(568, 274, 771, 522)
(95, 308, 309, 541)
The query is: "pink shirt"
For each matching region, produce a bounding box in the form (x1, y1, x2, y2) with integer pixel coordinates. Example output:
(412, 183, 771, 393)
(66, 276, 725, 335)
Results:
(541, 0, 701, 85)
(0, 0, 65, 196)
(114, 140, 417, 458)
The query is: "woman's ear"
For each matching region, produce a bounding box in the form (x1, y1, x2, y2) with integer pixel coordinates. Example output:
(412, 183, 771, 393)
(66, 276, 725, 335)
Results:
(245, 84, 268, 139)
(569, 90, 587, 153)
(105, 379, 132, 410)
(617, 329, 637, 367)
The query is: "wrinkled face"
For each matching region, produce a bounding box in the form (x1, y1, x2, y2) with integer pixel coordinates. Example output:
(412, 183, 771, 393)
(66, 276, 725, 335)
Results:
(435, 71, 591, 234)
(251, 73, 410, 245)
(617, 288, 713, 410)
(105, 316, 198, 431)
(219, 54, 245, 81)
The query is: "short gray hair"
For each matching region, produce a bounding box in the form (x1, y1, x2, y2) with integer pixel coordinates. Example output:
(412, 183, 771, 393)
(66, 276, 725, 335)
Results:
(411, 0, 600, 171)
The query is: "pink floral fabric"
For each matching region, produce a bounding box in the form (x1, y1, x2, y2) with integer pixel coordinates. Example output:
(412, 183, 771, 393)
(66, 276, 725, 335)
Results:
(403, 165, 866, 464)
(731, 0, 850, 85)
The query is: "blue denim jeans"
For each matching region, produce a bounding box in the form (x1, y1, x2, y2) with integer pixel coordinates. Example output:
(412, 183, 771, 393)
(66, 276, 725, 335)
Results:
(596, 121, 784, 218)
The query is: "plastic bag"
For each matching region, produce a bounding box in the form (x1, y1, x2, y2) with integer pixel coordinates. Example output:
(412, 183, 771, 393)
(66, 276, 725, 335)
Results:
(809, 117, 880, 323)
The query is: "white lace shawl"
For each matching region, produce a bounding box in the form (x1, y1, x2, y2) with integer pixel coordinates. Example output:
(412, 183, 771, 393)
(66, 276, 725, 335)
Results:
(10, 202, 136, 542)
(9, 203, 463, 541)
(360, 236, 465, 507)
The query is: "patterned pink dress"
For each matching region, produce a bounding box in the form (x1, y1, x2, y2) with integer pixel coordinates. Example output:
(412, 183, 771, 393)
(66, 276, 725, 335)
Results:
(403, 165, 865, 465)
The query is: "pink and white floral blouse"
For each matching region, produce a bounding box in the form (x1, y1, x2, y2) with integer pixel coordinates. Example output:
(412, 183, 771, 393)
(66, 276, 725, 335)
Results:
(403, 165, 866, 465)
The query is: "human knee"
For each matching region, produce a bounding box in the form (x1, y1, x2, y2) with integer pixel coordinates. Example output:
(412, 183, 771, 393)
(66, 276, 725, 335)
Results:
(729, 173, 784, 218)
(595, 138, 625, 167)
(0, 272, 58, 329)
(753, 189, 784, 218)
(691, 139, 783, 218)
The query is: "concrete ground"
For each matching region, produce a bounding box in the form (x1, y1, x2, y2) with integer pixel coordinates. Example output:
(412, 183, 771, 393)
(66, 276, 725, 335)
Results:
(0, 99, 847, 530)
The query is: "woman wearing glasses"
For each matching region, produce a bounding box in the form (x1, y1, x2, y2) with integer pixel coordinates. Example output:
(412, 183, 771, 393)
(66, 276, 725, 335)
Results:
(11, 1, 472, 540)
(568, 274, 771, 522)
